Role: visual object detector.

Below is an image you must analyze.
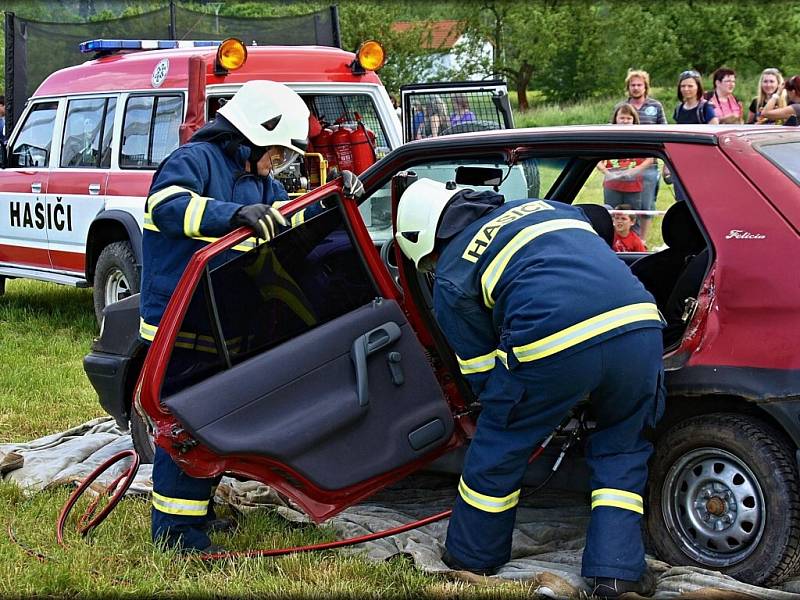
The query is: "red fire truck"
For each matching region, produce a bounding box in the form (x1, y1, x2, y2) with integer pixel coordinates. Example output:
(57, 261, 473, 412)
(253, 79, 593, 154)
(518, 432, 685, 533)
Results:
(0, 38, 401, 321)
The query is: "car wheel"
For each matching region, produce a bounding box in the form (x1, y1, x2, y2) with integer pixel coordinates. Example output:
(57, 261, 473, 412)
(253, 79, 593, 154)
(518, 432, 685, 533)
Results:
(130, 407, 155, 464)
(93, 241, 140, 325)
(647, 413, 800, 586)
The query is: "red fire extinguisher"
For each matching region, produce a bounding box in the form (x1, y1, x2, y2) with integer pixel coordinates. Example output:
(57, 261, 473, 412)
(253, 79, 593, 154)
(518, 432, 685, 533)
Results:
(313, 127, 338, 176)
(332, 124, 355, 173)
(350, 113, 377, 175)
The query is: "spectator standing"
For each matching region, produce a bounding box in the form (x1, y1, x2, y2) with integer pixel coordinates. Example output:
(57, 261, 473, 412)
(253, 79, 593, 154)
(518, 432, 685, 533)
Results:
(706, 67, 743, 124)
(598, 104, 654, 235)
(417, 97, 448, 139)
(612, 204, 647, 253)
(449, 93, 476, 127)
(760, 75, 800, 125)
(673, 71, 719, 124)
(748, 68, 787, 124)
(618, 70, 665, 242)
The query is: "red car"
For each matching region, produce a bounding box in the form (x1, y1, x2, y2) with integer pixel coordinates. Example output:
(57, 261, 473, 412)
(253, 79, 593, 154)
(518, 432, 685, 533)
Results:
(85, 124, 800, 585)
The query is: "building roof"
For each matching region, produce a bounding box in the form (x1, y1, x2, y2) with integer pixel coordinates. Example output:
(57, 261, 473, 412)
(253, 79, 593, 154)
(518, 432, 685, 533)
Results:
(391, 19, 463, 50)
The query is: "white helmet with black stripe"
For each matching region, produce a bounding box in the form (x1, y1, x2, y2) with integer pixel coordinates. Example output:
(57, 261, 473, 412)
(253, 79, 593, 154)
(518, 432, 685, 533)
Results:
(217, 80, 309, 173)
(395, 178, 466, 269)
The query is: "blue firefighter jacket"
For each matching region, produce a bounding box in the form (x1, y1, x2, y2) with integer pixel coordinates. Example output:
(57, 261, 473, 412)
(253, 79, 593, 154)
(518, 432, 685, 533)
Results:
(433, 198, 663, 396)
(139, 140, 316, 342)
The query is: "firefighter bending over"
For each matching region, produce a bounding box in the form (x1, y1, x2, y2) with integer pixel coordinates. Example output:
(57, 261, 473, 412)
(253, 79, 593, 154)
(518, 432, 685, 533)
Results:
(395, 179, 664, 598)
(140, 80, 316, 553)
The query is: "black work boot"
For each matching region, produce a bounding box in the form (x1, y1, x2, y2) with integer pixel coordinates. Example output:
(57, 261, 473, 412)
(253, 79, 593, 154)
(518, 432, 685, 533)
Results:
(441, 549, 499, 576)
(587, 571, 656, 598)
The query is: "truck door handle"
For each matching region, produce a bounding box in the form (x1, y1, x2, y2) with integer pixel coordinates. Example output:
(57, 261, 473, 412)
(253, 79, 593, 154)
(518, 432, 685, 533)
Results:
(350, 321, 402, 407)
(31, 182, 42, 194)
(88, 183, 101, 195)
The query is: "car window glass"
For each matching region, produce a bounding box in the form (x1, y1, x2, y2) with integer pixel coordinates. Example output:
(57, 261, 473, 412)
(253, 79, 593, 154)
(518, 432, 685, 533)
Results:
(9, 102, 58, 168)
(163, 201, 379, 394)
(362, 157, 565, 245)
(120, 95, 183, 169)
(757, 141, 800, 186)
(60, 98, 108, 168)
(574, 156, 679, 252)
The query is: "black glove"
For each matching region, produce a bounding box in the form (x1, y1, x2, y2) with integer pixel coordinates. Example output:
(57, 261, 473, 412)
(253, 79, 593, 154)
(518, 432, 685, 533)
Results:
(231, 204, 288, 241)
(342, 170, 365, 199)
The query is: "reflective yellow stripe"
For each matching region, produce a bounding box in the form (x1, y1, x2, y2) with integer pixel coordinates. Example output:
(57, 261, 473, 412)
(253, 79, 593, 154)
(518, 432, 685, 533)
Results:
(291, 209, 306, 227)
(481, 219, 597, 307)
(143, 212, 160, 232)
(496, 349, 508, 369)
(458, 477, 520, 513)
(152, 491, 208, 516)
(140, 318, 157, 341)
(591, 488, 644, 514)
(183, 195, 208, 238)
(272, 200, 293, 210)
(147, 185, 190, 212)
(456, 351, 497, 375)
(513, 303, 661, 363)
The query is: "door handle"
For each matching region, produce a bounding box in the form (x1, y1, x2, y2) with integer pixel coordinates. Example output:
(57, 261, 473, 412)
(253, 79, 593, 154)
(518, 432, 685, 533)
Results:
(31, 182, 42, 194)
(350, 321, 402, 407)
(88, 183, 101, 195)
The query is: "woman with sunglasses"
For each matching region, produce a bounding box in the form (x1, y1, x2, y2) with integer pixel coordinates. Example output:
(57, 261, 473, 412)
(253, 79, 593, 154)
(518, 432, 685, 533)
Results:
(748, 68, 787, 124)
(759, 75, 800, 126)
(673, 71, 719, 125)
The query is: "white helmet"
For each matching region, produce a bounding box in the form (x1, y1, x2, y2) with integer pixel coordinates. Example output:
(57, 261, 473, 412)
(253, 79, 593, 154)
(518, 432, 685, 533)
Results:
(395, 178, 466, 268)
(217, 80, 309, 171)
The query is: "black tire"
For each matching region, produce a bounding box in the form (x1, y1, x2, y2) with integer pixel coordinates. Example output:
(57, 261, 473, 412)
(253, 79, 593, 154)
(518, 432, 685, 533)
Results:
(521, 157, 541, 199)
(647, 413, 800, 586)
(130, 407, 155, 464)
(93, 241, 140, 325)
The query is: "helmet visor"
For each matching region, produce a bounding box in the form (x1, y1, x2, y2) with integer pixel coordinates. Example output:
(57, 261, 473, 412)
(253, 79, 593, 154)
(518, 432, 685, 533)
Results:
(267, 145, 301, 175)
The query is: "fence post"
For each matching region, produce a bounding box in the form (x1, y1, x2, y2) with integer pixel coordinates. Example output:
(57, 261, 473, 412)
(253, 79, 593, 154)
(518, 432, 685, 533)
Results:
(168, 0, 177, 40)
(4, 11, 16, 134)
(329, 5, 341, 49)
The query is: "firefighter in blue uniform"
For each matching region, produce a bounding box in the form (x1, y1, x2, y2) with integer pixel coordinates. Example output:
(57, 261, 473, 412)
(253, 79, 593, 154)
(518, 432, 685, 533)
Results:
(140, 80, 364, 553)
(395, 178, 664, 598)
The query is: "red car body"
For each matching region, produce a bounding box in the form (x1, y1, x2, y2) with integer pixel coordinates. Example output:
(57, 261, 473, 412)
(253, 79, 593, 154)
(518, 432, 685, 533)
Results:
(107, 124, 800, 584)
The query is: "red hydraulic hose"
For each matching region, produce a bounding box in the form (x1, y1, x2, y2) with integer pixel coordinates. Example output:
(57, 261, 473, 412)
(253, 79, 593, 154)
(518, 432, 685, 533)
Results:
(50, 419, 573, 561)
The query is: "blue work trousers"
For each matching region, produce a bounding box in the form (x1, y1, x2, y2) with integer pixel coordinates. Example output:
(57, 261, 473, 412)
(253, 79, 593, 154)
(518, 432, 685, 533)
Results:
(445, 327, 664, 580)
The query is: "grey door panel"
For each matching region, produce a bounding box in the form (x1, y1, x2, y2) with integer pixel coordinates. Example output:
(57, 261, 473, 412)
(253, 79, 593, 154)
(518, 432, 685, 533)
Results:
(165, 298, 453, 490)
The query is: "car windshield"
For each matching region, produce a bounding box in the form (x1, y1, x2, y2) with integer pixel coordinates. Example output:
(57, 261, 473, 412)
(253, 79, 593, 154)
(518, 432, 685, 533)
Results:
(757, 141, 800, 186)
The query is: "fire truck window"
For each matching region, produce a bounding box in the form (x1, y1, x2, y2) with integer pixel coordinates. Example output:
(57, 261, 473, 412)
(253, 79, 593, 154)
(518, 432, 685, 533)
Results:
(8, 102, 58, 168)
(162, 202, 379, 391)
(309, 95, 391, 159)
(60, 97, 114, 169)
(120, 95, 183, 169)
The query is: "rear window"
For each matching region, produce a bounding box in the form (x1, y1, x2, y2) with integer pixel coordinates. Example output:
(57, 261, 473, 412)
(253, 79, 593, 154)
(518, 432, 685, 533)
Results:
(120, 94, 183, 169)
(758, 141, 800, 185)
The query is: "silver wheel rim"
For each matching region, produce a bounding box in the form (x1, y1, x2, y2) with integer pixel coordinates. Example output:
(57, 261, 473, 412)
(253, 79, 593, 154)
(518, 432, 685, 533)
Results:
(104, 268, 131, 306)
(661, 447, 765, 567)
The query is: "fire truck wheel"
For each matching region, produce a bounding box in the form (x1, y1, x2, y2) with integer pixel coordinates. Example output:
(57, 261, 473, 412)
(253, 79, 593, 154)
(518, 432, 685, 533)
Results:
(93, 241, 140, 324)
(130, 408, 155, 464)
(647, 413, 800, 586)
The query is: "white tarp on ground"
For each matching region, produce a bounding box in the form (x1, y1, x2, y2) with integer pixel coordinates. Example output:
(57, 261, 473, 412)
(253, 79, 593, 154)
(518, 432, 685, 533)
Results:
(2, 418, 799, 599)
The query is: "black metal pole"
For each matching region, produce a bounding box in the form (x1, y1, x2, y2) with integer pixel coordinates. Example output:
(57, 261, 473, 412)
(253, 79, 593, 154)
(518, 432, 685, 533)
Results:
(329, 5, 341, 49)
(4, 11, 15, 134)
(168, 0, 177, 40)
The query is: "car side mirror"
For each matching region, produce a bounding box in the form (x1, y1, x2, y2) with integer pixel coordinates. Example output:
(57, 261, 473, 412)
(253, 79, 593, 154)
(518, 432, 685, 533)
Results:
(455, 166, 503, 187)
